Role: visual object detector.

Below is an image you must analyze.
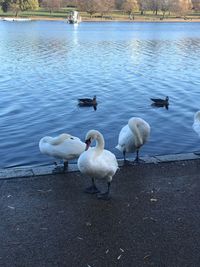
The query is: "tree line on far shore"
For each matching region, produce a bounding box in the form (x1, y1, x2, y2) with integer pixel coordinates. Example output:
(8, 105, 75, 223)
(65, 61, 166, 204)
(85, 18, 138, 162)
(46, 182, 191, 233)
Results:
(0, 0, 200, 18)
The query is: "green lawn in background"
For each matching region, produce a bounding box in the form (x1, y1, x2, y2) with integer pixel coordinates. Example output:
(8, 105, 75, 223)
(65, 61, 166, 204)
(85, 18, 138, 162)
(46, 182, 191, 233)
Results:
(0, 8, 200, 20)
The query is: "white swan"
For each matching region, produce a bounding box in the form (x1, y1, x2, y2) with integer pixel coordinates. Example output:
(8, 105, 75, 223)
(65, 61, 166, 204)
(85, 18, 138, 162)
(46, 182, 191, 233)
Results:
(193, 111, 200, 137)
(78, 130, 118, 200)
(116, 117, 150, 164)
(39, 133, 86, 172)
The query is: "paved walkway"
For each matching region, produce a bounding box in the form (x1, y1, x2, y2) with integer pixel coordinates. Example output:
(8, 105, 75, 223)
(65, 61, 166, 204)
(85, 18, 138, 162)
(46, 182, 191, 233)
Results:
(0, 154, 200, 267)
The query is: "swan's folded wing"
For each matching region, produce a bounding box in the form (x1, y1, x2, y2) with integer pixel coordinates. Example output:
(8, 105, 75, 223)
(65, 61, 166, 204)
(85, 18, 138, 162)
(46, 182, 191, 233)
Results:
(193, 122, 200, 137)
(117, 125, 136, 153)
(56, 139, 86, 159)
(97, 150, 118, 175)
(117, 125, 131, 146)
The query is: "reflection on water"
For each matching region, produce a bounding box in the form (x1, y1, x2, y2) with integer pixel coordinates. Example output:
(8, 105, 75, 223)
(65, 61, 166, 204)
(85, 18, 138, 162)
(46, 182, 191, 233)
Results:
(78, 104, 97, 111)
(151, 103, 169, 110)
(0, 21, 200, 168)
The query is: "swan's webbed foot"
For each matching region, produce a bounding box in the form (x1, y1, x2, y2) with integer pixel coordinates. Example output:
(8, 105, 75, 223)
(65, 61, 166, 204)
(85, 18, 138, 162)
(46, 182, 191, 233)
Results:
(84, 178, 100, 194)
(123, 157, 144, 166)
(52, 165, 64, 174)
(132, 151, 145, 164)
(84, 185, 100, 194)
(123, 152, 134, 166)
(52, 161, 63, 174)
(133, 157, 145, 164)
(97, 191, 111, 200)
(52, 161, 68, 173)
(97, 182, 111, 200)
(63, 161, 68, 172)
(123, 159, 133, 165)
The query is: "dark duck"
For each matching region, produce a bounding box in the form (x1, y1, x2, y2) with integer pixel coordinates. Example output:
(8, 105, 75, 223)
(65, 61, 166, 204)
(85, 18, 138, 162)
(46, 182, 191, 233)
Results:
(78, 96, 97, 110)
(150, 96, 169, 109)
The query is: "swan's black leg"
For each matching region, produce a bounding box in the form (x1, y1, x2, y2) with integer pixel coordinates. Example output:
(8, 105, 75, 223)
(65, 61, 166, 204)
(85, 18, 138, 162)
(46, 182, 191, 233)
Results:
(123, 151, 133, 165)
(135, 150, 140, 163)
(63, 161, 68, 172)
(123, 151, 130, 165)
(53, 161, 65, 173)
(97, 182, 111, 200)
(84, 178, 100, 194)
(123, 151, 126, 162)
(133, 150, 144, 164)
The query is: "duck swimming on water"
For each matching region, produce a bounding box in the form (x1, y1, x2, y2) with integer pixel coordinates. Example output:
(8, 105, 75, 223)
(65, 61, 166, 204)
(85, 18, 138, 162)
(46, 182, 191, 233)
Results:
(150, 96, 169, 109)
(78, 96, 97, 107)
(151, 96, 169, 105)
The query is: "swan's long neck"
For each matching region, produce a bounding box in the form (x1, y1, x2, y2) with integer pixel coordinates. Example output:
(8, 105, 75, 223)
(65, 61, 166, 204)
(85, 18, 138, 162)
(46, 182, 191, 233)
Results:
(129, 119, 143, 148)
(95, 132, 105, 155)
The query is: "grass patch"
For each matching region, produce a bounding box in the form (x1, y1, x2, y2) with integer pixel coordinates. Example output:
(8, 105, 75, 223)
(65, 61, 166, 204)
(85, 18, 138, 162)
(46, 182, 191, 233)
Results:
(0, 8, 200, 20)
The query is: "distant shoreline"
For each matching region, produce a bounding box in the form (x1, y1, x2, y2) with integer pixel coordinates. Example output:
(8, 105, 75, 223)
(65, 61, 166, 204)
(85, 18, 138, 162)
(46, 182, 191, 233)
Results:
(32, 17, 200, 22)
(1, 16, 200, 23)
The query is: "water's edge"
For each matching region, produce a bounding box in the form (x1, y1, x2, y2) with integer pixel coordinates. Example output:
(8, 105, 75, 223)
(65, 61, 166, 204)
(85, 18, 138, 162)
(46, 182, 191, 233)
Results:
(0, 152, 200, 180)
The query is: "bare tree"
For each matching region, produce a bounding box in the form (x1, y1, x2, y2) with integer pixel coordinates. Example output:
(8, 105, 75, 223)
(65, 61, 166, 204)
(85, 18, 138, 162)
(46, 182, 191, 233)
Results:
(115, 0, 122, 9)
(137, 0, 150, 14)
(63, 0, 78, 7)
(169, 0, 192, 15)
(77, 0, 99, 17)
(148, 0, 160, 15)
(10, 0, 39, 16)
(180, 0, 193, 12)
(98, 0, 115, 18)
(121, 0, 138, 16)
(42, 0, 61, 12)
(160, 0, 170, 18)
(191, 0, 200, 10)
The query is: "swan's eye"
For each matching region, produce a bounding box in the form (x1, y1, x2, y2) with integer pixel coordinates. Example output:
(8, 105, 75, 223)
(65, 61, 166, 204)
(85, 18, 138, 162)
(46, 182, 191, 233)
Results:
(70, 137, 74, 140)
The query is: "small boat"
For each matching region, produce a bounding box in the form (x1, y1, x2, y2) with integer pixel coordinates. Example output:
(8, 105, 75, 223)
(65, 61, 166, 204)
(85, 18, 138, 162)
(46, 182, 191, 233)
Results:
(3, 17, 31, 22)
(67, 11, 81, 24)
(150, 96, 169, 105)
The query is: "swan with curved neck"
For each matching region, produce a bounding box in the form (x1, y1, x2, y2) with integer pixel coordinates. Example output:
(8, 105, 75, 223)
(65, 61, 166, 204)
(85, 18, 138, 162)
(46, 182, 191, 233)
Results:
(39, 133, 86, 172)
(193, 111, 200, 137)
(78, 129, 118, 200)
(116, 117, 150, 164)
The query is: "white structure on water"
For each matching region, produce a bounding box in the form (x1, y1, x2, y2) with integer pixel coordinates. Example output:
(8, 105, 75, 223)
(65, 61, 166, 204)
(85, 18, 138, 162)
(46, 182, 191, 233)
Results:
(67, 11, 81, 24)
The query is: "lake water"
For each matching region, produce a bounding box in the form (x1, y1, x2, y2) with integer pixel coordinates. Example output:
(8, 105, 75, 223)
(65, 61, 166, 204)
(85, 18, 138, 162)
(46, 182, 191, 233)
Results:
(0, 20, 200, 168)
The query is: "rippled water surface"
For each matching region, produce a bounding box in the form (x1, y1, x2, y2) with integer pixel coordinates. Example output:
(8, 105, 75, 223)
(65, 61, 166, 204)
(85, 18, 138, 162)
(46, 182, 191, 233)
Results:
(0, 21, 200, 168)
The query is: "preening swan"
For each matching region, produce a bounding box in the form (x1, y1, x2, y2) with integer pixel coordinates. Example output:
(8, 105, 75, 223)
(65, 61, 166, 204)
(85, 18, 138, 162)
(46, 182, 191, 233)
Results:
(116, 117, 150, 164)
(39, 133, 86, 172)
(193, 111, 200, 137)
(78, 130, 118, 200)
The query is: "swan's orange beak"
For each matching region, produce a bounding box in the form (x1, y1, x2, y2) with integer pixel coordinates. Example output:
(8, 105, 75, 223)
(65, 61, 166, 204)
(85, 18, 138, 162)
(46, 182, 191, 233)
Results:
(85, 138, 91, 151)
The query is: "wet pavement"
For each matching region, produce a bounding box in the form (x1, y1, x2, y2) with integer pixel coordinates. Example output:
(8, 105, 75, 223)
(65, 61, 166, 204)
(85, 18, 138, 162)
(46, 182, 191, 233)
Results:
(0, 155, 200, 267)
